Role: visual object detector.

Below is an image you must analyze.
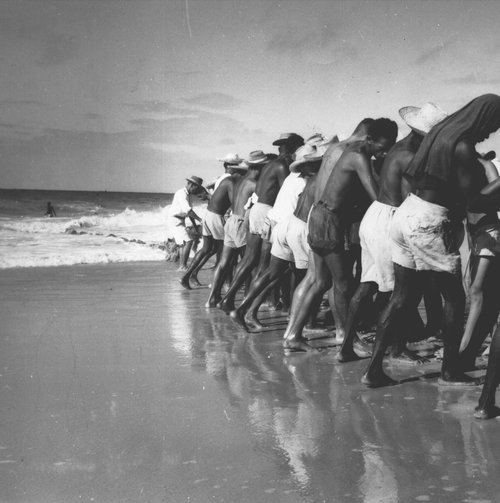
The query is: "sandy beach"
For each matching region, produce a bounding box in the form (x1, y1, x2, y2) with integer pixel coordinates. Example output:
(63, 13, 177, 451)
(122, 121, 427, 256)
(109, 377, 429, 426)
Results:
(1, 261, 500, 503)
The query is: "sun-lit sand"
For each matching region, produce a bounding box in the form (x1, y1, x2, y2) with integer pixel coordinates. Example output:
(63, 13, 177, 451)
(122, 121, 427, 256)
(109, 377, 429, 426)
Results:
(1, 261, 500, 502)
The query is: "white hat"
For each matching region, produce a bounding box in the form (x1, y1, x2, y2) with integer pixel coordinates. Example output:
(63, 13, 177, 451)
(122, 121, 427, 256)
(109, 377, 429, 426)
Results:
(246, 150, 269, 165)
(399, 102, 448, 135)
(305, 133, 326, 147)
(217, 153, 242, 165)
(289, 144, 324, 172)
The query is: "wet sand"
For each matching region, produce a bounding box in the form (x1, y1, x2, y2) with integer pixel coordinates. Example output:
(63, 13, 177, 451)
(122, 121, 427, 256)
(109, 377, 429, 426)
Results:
(1, 262, 500, 503)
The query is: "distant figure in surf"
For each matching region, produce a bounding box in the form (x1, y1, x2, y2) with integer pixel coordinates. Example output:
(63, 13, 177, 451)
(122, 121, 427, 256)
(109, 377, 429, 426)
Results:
(45, 201, 56, 217)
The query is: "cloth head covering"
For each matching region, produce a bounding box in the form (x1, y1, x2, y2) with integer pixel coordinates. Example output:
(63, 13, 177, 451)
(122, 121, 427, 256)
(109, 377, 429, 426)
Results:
(406, 94, 500, 182)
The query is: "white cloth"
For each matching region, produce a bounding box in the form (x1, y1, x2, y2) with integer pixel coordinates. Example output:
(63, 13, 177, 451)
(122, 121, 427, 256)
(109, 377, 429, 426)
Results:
(267, 173, 306, 224)
(168, 187, 194, 244)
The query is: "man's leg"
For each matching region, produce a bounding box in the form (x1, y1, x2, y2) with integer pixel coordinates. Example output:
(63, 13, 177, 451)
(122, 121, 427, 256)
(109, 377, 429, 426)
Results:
(178, 240, 193, 270)
(191, 239, 222, 286)
(219, 233, 262, 313)
(283, 251, 332, 352)
(337, 282, 378, 362)
(475, 322, 500, 419)
(231, 256, 290, 329)
(206, 245, 237, 308)
(434, 270, 479, 385)
(362, 264, 419, 387)
(180, 235, 215, 289)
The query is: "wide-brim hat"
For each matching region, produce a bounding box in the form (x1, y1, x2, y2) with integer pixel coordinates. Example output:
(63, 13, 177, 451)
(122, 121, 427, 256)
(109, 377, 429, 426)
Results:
(399, 102, 448, 135)
(232, 160, 249, 171)
(289, 144, 324, 172)
(246, 150, 269, 165)
(272, 132, 304, 146)
(305, 133, 326, 147)
(318, 134, 339, 147)
(186, 175, 203, 186)
(217, 153, 242, 165)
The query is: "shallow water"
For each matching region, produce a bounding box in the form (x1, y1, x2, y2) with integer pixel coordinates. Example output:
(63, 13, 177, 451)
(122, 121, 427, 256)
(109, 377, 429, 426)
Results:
(1, 263, 499, 502)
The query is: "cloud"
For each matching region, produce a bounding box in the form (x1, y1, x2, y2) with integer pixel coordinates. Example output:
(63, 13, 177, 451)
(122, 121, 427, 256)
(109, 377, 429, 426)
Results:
(0, 99, 44, 107)
(443, 73, 500, 85)
(184, 93, 244, 110)
(267, 22, 338, 53)
(83, 113, 104, 121)
(414, 42, 451, 65)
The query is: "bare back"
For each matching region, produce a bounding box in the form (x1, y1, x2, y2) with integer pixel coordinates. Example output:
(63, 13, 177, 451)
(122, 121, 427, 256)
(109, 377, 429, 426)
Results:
(255, 157, 290, 206)
(318, 141, 378, 211)
(207, 175, 236, 215)
(233, 176, 257, 216)
(314, 140, 349, 201)
(378, 134, 421, 207)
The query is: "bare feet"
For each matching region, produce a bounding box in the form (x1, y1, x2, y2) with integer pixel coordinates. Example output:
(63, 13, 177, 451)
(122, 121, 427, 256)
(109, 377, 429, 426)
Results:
(438, 373, 481, 387)
(389, 349, 429, 365)
(177, 265, 188, 272)
(474, 405, 500, 420)
(179, 277, 192, 290)
(219, 299, 234, 315)
(337, 348, 364, 363)
(191, 276, 202, 287)
(283, 338, 318, 353)
(205, 297, 220, 308)
(245, 313, 264, 331)
(229, 309, 248, 330)
(361, 371, 398, 388)
(353, 340, 372, 358)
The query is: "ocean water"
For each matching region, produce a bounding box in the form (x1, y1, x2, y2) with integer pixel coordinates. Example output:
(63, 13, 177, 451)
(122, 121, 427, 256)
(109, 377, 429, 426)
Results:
(0, 189, 207, 269)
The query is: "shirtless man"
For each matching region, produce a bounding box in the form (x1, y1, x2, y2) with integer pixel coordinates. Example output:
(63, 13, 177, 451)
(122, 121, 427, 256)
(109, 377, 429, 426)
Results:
(362, 94, 500, 388)
(283, 119, 398, 352)
(338, 103, 448, 362)
(205, 158, 264, 308)
(180, 163, 247, 289)
(282, 119, 393, 352)
(219, 134, 304, 314)
(229, 145, 323, 330)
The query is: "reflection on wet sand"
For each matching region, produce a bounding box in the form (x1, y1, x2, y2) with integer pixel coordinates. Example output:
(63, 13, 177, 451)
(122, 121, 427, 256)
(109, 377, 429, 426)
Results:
(1, 263, 500, 502)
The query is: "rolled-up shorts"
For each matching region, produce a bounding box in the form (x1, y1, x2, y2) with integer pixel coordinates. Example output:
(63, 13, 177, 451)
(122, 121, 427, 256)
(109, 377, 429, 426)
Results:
(469, 221, 500, 257)
(202, 209, 225, 240)
(171, 223, 190, 245)
(359, 201, 397, 292)
(249, 202, 273, 240)
(286, 215, 310, 269)
(224, 213, 248, 249)
(307, 201, 345, 253)
(391, 194, 461, 275)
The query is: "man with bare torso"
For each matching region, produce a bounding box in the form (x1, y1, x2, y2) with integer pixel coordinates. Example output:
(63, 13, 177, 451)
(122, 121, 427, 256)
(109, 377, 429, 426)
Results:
(219, 134, 304, 314)
(206, 157, 265, 308)
(180, 162, 248, 289)
(283, 118, 398, 352)
(338, 103, 448, 362)
(362, 94, 500, 388)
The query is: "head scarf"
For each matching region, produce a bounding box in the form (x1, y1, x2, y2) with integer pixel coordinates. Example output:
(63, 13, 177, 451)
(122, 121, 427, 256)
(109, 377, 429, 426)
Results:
(406, 94, 500, 182)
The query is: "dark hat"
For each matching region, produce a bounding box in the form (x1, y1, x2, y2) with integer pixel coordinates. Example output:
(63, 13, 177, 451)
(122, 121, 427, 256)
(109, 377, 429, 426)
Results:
(272, 132, 304, 147)
(186, 175, 203, 186)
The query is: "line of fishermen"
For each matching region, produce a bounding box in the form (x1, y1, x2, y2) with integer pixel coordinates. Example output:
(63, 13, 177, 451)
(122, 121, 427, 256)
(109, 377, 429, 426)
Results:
(174, 93, 500, 420)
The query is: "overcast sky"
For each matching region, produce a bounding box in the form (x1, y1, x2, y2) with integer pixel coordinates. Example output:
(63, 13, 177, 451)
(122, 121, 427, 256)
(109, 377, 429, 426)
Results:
(2, 0, 500, 193)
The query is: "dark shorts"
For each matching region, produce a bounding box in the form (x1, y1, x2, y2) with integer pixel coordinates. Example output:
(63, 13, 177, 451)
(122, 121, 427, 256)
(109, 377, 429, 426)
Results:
(307, 201, 346, 253)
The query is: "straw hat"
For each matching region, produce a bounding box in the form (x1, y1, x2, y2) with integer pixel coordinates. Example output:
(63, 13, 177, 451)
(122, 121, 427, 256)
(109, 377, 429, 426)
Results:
(272, 132, 304, 146)
(232, 160, 249, 171)
(289, 144, 324, 173)
(399, 102, 448, 135)
(217, 153, 242, 165)
(305, 133, 326, 147)
(246, 150, 269, 165)
(186, 175, 203, 186)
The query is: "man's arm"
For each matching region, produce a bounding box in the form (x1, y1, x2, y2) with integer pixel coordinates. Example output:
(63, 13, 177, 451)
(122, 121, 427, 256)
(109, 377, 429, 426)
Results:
(353, 153, 379, 201)
(457, 141, 500, 212)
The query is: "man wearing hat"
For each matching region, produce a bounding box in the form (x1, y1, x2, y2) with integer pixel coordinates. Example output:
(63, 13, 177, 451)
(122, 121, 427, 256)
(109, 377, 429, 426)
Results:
(338, 103, 448, 364)
(169, 176, 205, 270)
(180, 161, 248, 289)
(206, 153, 243, 195)
(229, 145, 323, 330)
(219, 133, 304, 314)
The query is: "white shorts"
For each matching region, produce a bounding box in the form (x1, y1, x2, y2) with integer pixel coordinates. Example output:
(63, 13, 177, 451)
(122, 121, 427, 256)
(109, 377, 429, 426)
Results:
(202, 210, 225, 240)
(249, 202, 273, 239)
(171, 223, 190, 245)
(360, 201, 397, 292)
(271, 215, 310, 269)
(391, 194, 461, 275)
